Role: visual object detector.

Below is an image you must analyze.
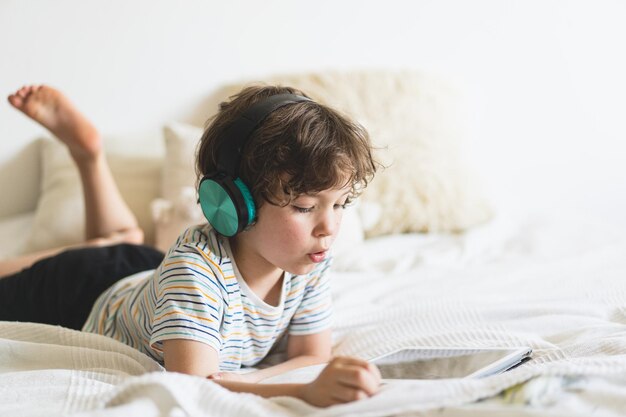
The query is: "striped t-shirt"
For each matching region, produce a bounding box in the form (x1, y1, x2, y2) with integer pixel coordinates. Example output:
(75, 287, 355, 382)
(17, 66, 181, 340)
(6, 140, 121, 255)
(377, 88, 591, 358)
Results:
(82, 224, 333, 370)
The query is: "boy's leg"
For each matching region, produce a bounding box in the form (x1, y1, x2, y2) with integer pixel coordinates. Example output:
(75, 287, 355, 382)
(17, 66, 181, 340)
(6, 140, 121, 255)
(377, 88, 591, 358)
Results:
(0, 243, 164, 330)
(2, 85, 143, 277)
(0, 233, 137, 278)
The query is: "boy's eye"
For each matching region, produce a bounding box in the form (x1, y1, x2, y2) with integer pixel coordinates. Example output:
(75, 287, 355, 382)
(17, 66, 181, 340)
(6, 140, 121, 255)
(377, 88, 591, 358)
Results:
(293, 198, 352, 213)
(293, 206, 314, 213)
(335, 199, 352, 210)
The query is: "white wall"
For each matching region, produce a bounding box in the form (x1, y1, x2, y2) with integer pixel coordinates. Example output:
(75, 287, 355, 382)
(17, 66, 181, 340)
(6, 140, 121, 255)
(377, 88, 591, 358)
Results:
(1, 0, 625, 221)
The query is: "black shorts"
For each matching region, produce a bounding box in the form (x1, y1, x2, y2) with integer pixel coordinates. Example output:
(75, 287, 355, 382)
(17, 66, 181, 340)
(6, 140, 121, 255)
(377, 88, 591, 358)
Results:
(0, 244, 164, 331)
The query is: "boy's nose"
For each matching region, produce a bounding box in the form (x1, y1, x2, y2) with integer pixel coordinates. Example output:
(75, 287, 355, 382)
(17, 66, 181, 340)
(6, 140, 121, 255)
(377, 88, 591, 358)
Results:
(315, 210, 339, 237)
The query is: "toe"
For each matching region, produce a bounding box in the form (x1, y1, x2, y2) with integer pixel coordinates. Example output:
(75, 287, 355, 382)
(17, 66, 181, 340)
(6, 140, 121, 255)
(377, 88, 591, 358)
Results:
(7, 94, 23, 108)
(16, 86, 32, 98)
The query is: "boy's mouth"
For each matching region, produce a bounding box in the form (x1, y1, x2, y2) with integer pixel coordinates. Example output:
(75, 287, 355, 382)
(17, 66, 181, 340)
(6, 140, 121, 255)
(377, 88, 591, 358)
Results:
(308, 250, 327, 263)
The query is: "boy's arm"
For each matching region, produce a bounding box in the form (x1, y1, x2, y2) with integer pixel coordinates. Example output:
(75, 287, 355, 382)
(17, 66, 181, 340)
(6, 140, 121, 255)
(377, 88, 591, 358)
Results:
(162, 338, 380, 407)
(217, 329, 332, 383)
(164, 330, 331, 380)
(215, 356, 381, 407)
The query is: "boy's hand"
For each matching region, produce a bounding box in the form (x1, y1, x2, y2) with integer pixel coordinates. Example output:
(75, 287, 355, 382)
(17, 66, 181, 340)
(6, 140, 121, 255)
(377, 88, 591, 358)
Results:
(300, 356, 381, 407)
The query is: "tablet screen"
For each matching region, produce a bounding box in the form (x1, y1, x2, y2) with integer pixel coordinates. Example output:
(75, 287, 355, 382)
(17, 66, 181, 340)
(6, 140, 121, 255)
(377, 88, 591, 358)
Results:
(372, 347, 531, 380)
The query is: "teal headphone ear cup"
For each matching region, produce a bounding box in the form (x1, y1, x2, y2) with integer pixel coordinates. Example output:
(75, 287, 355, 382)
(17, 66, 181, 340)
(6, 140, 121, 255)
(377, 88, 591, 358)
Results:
(233, 178, 256, 225)
(198, 176, 256, 237)
(199, 178, 240, 237)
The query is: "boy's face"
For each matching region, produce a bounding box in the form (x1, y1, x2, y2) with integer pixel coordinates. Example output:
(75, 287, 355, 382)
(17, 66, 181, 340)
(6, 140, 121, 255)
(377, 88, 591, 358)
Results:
(230, 185, 351, 279)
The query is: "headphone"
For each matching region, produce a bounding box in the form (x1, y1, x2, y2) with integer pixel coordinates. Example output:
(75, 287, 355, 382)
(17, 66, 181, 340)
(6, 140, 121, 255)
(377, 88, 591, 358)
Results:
(198, 93, 312, 237)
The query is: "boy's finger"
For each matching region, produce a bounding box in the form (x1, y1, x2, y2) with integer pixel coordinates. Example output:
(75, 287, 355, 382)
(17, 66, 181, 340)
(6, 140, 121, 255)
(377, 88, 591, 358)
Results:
(331, 385, 368, 403)
(367, 362, 382, 382)
(332, 356, 371, 369)
(337, 366, 380, 396)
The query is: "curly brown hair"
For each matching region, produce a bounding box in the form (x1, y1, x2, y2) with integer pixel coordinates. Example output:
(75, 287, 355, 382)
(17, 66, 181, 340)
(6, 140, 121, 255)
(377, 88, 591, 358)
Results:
(196, 84, 377, 208)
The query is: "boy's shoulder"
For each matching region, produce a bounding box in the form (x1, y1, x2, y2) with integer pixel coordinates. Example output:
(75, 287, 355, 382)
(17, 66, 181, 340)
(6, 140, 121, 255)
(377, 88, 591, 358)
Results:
(166, 223, 230, 264)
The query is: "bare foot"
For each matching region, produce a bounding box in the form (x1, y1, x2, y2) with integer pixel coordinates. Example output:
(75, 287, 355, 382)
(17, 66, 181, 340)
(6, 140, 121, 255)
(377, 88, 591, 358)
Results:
(8, 85, 101, 161)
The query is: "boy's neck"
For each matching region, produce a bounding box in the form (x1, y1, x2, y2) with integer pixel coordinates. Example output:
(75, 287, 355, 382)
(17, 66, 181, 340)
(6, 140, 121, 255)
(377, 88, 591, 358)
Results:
(227, 236, 284, 286)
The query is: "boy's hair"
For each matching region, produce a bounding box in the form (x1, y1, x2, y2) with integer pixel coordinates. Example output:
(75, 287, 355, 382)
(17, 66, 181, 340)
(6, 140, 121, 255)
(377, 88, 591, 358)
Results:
(196, 84, 377, 208)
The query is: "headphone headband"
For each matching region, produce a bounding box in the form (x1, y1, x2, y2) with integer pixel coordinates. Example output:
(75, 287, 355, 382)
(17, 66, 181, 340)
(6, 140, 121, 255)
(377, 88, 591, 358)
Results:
(217, 93, 312, 177)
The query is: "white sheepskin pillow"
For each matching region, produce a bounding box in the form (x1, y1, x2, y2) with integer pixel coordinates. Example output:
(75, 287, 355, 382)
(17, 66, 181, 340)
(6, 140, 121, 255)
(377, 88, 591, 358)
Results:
(155, 122, 365, 265)
(152, 123, 204, 253)
(23, 138, 161, 253)
(218, 70, 493, 236)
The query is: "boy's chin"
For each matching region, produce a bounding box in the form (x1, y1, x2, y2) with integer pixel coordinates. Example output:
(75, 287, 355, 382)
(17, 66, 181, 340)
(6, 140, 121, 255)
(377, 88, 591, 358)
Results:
(286, 263, 318, 276)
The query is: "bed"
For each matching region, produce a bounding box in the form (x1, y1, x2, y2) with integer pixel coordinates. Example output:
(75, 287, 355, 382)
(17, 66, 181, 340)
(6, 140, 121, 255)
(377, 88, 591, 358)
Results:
(2, 204, 626, 416)
(2, 71, 626, 416)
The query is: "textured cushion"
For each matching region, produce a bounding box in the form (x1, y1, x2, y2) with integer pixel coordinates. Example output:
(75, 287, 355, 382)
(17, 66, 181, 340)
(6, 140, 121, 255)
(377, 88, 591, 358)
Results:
(219, 70, 493, 236)
(23, 138, 161, 253)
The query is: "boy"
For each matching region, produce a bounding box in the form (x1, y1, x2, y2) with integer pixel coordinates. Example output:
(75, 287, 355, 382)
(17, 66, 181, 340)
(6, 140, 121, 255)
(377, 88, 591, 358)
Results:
(1, 84, 380, 407)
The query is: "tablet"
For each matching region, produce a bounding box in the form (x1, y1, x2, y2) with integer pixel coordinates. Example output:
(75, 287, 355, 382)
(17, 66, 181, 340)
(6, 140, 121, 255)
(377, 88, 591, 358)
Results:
(370, 346, 532, 380)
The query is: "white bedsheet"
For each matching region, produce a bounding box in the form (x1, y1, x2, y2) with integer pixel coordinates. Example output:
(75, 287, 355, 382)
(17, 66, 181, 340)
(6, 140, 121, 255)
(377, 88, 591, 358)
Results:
(1, 207, 626, 416)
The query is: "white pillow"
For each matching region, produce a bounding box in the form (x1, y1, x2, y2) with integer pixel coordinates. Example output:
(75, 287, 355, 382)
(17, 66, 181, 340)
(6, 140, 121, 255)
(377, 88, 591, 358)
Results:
(23, 138, 162, 253)
(162, 122, 201, 201)
(153, 123, 206, 253)
(151, 187, 204, 253)
(219, 70, 493, 236)
(155, 123, 365, 264)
